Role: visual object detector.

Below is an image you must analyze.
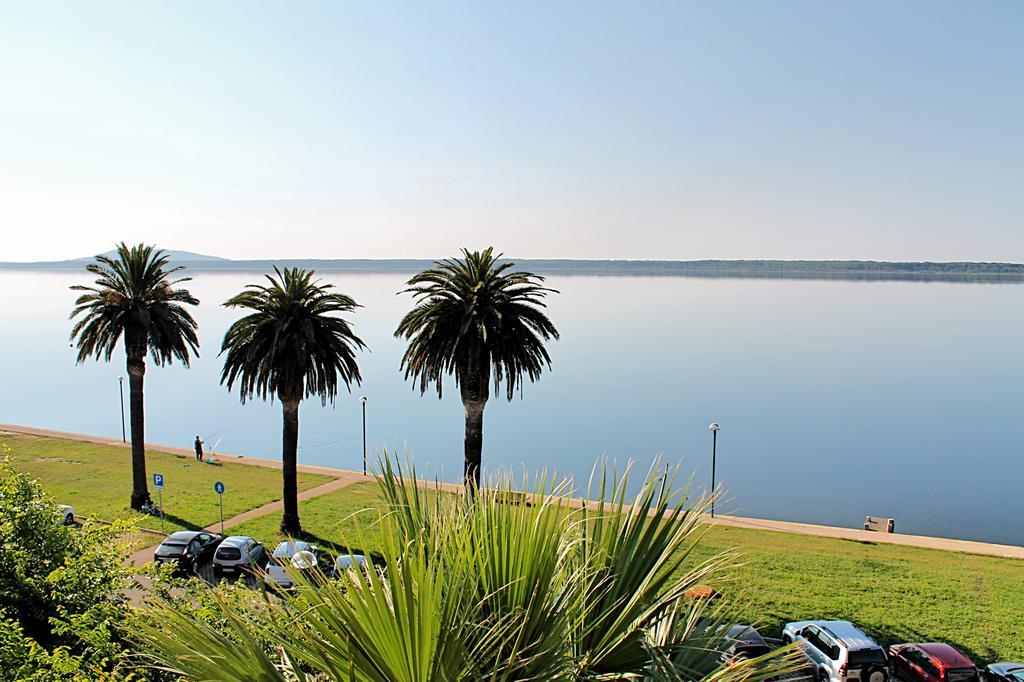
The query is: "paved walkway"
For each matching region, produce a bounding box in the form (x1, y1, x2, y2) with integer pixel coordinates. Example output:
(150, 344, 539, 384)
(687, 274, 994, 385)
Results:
(706, 513, 1024, 560)
(5, 423, 1024, 561)
(0, 423, 349, 477)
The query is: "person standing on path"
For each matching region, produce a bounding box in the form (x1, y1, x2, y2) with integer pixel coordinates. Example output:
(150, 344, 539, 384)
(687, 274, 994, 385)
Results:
(194, 435, 204, 462)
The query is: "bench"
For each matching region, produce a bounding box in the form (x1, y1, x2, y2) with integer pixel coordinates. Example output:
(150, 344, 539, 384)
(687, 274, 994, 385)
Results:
(863, 516, 895, 533)
(491, 490, 531, 506)
(459, 489, 531, 506)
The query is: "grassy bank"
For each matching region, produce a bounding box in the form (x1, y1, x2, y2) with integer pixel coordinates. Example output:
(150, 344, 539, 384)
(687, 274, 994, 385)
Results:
(233, 481, 1024, 665)
(692, 526, 1023, 664)
(0, 432, 334, 533)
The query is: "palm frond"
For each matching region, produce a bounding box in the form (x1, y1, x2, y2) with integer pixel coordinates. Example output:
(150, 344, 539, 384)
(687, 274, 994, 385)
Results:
(219, 266, 365, 404)
(395, 248, 559, 400)
(133, 588, 295, 681)
(69, 242, 200, 364)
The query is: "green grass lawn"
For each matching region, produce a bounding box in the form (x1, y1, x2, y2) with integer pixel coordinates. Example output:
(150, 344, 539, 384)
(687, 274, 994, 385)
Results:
(690, 526, 1024, 665)
(233, 480, 1024, 665)
(1, 432, 334, 534)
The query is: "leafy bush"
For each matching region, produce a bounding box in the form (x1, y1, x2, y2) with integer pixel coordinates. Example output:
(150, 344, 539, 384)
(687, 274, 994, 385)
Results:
(0, 453, 140, 680)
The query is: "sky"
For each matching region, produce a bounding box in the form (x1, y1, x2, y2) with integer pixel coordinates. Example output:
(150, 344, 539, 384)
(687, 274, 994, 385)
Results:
(1, 1, 1022, 263)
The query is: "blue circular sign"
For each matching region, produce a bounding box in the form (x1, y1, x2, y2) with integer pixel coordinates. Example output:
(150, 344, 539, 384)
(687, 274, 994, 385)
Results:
(214, 481, 225, 495)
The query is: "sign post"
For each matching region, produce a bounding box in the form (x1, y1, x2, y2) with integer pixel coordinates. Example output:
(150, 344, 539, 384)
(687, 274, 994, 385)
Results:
(152, 473, 165, 531)
(214, 481, 225, 534)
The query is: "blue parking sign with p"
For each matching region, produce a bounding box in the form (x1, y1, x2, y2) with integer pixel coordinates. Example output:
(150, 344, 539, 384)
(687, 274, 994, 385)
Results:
(214, 481, 225, 495)
(153, 473, 164, 489)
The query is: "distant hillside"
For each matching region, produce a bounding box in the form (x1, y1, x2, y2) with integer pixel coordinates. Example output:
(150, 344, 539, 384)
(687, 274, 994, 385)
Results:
(1, 249, 228, 269)
(82, 249, 227, 263)
(3, 255, 1024, 283)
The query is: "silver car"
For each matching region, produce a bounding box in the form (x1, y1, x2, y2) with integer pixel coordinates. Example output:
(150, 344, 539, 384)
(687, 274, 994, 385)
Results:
(212, 536, 266, 579)
(782, 620, 890, 682)
(331, 553, 371, 579)
(265, 540, 320, 588)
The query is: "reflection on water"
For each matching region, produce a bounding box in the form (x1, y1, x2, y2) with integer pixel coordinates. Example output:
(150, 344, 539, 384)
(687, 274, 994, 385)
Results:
(1, 270, 1022, 545)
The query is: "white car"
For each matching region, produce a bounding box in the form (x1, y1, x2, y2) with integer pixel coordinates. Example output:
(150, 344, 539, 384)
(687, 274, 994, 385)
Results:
(331, 553, 371, 579)
(56, 505, 75, 525)
(265, 540, 320, 588)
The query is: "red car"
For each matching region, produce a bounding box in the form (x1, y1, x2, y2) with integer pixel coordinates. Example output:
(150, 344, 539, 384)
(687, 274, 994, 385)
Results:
(890, 644, 979, 682)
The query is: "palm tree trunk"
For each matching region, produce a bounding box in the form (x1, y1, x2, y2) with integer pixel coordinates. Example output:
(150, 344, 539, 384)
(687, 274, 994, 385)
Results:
(127, 355, 150, 510)
(280, 398, 301, 536)
(463, 402, 484, 490)
(461, 365, 488, 492)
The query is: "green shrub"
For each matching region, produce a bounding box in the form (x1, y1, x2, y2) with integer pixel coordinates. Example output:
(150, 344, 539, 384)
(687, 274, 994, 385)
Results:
(0, 452, 140, 680)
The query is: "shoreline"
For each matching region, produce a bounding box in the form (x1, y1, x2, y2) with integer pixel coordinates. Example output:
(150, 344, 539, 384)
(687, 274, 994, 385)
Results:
(5, 258, 1024, 284)
(3, 422, 1023, 560)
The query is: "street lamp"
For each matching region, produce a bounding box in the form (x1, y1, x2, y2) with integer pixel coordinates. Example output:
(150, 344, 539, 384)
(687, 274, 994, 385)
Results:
(359, 396, 368, 476)
(118, 377, 126, 443)
(708, 422, 720, 518)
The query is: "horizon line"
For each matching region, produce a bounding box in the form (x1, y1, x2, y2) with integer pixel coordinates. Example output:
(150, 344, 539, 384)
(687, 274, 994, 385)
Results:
(3, 253, 1024, 267)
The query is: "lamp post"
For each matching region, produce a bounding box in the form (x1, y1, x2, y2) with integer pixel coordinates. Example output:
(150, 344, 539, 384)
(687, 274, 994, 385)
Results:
(708, 422, 720, 518)
(360, 396, 368, 476)
(118, 376, 126, 443)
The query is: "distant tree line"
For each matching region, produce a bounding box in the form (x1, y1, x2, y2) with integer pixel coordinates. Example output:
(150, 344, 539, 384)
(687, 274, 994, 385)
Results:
(7, 255, 1024, 279)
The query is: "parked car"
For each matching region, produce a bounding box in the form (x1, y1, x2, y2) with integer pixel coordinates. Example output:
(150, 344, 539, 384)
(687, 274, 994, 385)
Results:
(154, 531, 223, 574)
(985, 664, 1024, 682)
(718, 625, 775, 665)
(783, 620, 890, 682)
(265, 540, 320, 589)
(890, 643, 978, 682)
(212, 536, 267, 579)
(55, 504, 75, 525)
(330, 553, 371, 579)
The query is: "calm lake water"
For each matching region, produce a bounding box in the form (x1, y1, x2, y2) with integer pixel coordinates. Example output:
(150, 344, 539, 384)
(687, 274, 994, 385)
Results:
(1, 270, 1022, 545)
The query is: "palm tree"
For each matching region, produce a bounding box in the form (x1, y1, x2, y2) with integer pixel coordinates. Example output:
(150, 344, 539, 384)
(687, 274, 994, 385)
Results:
(219, 267, 365, 536)
(395, 247, 559, 489)
(69, 243, 199, 510)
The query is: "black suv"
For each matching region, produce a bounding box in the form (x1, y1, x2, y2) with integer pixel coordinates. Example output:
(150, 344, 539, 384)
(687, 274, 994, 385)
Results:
(719, 625, 775, 664)
(154, 531, 222, 574)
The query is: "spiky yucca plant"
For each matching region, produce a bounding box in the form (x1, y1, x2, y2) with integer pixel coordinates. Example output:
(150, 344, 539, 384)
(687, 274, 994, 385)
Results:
(134, 459, 803, 681)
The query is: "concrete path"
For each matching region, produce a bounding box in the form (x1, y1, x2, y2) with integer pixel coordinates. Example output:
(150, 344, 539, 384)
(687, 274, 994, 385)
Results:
(5, 423, 1024, 561)
(0, 423, 349, 477)
(706, 513, 1024, 560)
